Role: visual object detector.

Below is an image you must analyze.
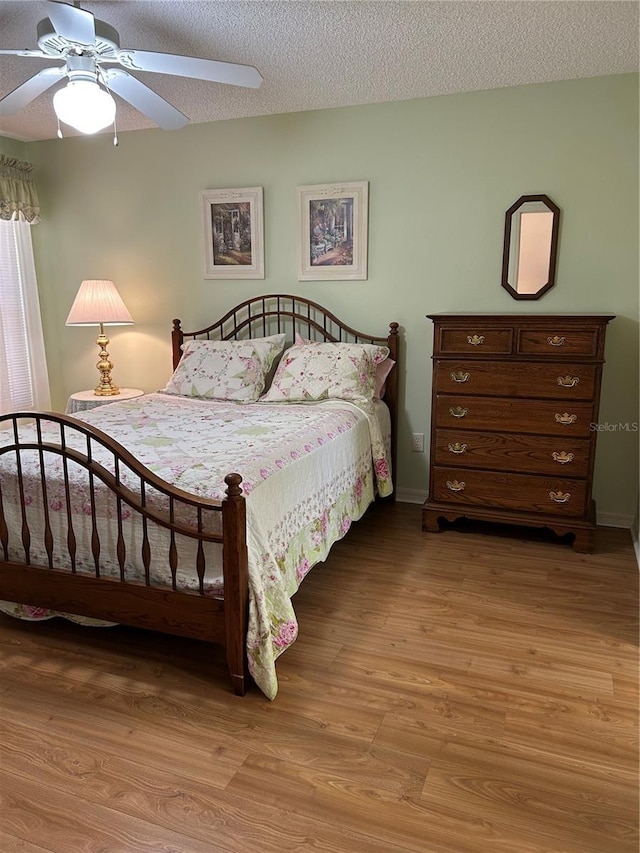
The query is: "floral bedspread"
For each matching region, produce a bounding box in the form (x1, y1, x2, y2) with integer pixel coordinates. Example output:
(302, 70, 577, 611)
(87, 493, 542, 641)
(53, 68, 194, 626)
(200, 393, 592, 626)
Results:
(0, 393, 392, 698)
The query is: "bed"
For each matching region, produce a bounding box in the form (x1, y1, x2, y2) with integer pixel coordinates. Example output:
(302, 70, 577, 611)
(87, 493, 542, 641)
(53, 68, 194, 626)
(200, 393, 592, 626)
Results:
(0, 294, 399, 699)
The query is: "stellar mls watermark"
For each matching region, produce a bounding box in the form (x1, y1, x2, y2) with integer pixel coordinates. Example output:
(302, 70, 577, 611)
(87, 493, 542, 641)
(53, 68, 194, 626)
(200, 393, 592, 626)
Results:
(589, 421, 639, 432)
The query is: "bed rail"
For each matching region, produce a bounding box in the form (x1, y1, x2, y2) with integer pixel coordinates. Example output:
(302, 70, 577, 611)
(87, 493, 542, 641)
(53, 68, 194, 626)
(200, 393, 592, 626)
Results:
(0, 412, 250, 693)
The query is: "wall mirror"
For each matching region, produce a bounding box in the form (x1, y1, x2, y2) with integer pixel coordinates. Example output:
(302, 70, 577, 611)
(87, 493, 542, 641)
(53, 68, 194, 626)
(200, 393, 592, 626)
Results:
(501, 194, 560, 300)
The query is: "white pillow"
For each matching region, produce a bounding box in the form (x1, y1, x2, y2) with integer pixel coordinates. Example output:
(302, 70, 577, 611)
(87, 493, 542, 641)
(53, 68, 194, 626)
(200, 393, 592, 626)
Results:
(163, 334, 286, 402)
(260, 340, 389, 411)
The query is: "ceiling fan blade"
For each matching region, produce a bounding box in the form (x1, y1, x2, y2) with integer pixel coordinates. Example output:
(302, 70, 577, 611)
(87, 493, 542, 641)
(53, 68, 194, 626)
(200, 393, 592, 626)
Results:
(116, 49, 263, 89)
(0, 66, 66, 116)
(105, 69, 189, 131)
(45, 0, 95, 46)
(0, 49, 49, 58)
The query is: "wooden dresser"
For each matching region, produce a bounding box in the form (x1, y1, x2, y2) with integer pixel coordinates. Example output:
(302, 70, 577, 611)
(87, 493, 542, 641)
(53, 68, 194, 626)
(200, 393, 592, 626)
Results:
(422, 314, 614, 552)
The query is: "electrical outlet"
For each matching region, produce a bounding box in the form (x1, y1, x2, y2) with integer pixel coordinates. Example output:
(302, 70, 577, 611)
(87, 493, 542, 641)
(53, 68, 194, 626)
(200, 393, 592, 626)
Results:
(411, 432, 424, 453)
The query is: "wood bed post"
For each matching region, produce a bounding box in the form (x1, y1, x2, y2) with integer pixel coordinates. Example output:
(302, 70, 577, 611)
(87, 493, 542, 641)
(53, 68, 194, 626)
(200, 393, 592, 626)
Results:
(222, 473, 250, 695)
(171, 319, 183, 370)
(386, 322, 400, 500)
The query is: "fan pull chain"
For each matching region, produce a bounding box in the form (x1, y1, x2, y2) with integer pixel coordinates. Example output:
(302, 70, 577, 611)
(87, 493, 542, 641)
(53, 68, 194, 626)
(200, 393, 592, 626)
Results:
(57, 115, 63, 139)
(113, 114, 118, 147)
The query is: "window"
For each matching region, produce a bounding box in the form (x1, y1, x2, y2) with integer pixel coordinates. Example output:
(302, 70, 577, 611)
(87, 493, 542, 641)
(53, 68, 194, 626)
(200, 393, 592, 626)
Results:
(0, 217, 50, 414)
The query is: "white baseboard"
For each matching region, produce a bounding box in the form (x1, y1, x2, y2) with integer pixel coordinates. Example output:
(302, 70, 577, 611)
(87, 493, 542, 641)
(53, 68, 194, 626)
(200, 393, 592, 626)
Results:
(596, 512, 634, 529)
(396, 488, 428, 504)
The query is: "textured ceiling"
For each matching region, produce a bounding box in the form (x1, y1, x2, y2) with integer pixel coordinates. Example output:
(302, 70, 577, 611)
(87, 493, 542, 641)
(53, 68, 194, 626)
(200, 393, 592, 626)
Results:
(0, 0, 638, 142)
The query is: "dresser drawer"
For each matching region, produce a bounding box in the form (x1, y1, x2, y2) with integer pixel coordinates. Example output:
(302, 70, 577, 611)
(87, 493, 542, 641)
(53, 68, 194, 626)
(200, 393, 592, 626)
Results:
(433, 429, 591, 477)
(517, 328, 599, 357)
(432, 467, 588, 517)
(433, 361, 597, 401)
(436, 326, 513, 355)
(434, 395, 594, 437)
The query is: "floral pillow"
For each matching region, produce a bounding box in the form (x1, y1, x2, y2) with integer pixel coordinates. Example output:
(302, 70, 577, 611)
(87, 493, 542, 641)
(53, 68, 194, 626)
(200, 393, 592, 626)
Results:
(162, 334, 286, 402)
(294, 332, 394, 399)
(260, 340, 389, 411)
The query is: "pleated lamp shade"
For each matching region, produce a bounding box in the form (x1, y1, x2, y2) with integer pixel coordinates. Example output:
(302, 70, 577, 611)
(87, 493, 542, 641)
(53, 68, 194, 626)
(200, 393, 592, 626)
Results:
(66, 279, 134, 326)
(65, 280, 134, 396)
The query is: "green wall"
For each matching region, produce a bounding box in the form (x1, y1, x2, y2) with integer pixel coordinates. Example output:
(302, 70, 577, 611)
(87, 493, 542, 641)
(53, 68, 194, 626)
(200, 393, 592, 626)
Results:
(0, 137, 28, 158)
(13, 73, 639, 523)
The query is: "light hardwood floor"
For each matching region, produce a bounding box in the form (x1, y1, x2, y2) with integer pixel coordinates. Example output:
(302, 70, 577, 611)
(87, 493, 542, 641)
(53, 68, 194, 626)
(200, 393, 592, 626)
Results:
(0, 502, 637, 853)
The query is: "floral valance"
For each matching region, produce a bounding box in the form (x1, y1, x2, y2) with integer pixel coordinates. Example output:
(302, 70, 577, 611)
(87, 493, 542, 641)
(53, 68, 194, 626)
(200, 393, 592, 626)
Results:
(0, 155, 40, 223)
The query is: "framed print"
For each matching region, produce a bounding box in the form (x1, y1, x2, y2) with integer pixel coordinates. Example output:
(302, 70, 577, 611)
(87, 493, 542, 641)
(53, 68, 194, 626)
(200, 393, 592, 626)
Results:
(200, 187, 264, 279)
(297, 181, 368, 281)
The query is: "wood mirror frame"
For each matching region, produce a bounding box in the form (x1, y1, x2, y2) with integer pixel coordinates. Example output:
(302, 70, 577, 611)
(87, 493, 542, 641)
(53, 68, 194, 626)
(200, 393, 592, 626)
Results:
(501, 194, 560, 300)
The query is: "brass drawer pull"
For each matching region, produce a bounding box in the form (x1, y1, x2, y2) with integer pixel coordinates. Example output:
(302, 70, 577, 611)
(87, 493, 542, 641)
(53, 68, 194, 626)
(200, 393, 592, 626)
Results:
(467, 334, 484, 346)
(552, 451, 574, 464)
(548, 335, 566, 347)
(449, 406, 468, 419)
(446, 480, 465, 492)
(557, 375, 580, 388)
(451, 370, 470, 383)
(448, 442, 468, 454)
(555, 412, 577, 425)
(550, 490, 571, 504)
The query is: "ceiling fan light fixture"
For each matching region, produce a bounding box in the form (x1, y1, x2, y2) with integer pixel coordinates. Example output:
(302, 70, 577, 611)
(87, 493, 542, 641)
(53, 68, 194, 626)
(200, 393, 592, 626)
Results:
(1, 0, 263, 135)
(53, 79, 116, 134)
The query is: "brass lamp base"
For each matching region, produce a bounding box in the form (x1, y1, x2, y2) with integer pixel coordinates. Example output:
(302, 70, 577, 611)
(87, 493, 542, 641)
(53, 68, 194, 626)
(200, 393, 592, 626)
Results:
(94, 324, 121, 396)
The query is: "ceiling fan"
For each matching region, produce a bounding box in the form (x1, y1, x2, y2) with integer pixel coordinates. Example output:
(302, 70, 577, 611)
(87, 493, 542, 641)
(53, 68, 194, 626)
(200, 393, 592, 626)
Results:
(0, 0, 263, 136)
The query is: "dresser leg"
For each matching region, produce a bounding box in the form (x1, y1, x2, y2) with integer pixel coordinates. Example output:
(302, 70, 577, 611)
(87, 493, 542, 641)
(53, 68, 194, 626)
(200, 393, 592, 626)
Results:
(571, 528, 595, 554)
(422, 509, 442, 533)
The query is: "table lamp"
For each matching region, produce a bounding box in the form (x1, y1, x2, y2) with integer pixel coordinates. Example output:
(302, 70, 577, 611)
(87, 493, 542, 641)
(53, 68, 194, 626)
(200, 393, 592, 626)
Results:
(65, 279, 134, 396)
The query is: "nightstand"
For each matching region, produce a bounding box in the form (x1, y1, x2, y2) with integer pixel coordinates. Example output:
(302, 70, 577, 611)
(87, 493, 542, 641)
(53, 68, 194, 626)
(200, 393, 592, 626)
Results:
(65, 388, 144, 415)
